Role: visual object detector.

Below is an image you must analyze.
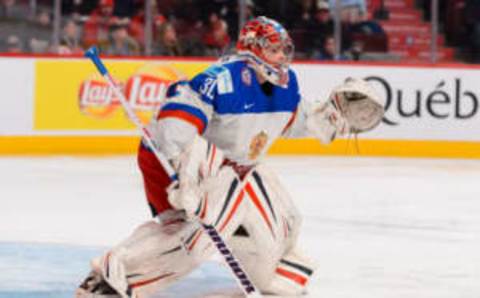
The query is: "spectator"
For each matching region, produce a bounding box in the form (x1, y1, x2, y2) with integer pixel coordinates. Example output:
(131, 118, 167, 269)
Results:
(0, 0, 27, 20)
(82, 0, 116, 49)
(347, 39, 364, 60)
(129, 0, 166, 47)
(307, 0, 334, 57)
(316, 35, 349, 60)
(5, 34, 22, 53)
(289, 0, 316, 30)
(127, 7, 145, 47)
(28, 9, 52, 53)
(202, 12, 231, 56)
(463, 0, 480, 63)
(223, 0, 257, 41)
(328, 0, 367, 21)
(58, 19, 83, 54)
(153, 22, 183, 56)
(341, 6, 385, 53)
(105, 23, 140, 56)
(244, 0, 257, 21)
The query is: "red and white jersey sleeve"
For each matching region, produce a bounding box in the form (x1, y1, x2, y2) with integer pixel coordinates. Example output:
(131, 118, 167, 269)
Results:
(280, 98, 314, 139)
(147, 81, 213, 160)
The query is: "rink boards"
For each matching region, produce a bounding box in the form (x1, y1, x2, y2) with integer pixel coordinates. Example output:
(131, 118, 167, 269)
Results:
(2, 56, 480, 158)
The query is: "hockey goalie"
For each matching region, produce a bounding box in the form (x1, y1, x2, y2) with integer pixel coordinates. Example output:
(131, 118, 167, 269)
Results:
(76, 16, 384, 297)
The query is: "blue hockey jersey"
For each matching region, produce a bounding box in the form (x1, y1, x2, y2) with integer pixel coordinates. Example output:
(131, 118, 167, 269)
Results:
(149, 59, 309, 165)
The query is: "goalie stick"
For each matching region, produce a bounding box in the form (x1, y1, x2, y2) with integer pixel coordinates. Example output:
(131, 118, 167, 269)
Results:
(85, 47, 262, 298)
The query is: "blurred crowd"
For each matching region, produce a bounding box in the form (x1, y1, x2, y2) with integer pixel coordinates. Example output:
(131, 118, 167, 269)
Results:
(0, 0, 478, 62)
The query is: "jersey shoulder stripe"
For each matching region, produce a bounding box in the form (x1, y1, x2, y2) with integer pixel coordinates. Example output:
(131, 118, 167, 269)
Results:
(158, 102, 208, 133)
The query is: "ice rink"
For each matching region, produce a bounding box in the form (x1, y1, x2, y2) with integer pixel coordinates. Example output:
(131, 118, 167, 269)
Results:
(1, 155, 479, 298)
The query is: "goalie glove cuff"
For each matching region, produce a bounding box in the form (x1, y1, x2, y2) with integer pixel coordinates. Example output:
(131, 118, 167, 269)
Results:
(306, 101, 350, 144)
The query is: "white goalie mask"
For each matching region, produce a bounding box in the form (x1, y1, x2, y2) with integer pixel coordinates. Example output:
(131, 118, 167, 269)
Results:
(330, 78, 385, 133)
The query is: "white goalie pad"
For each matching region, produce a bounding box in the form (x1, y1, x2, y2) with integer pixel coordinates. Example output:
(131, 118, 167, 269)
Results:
(88, 166, 251, 298)
(92, 212, 200, 298)
(225, 164, 315, 295)
(83, 162, 314, 297)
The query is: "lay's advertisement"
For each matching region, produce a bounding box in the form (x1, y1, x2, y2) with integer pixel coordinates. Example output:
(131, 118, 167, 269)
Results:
(34, 59, 209, 130)
(8, 57, 480, 157)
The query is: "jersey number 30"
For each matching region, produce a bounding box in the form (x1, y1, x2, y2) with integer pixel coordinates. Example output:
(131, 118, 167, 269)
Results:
(199, 77, 217, 101)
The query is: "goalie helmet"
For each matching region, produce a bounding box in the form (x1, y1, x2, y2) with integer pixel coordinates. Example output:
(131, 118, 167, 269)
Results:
(236, 16, 294, 87)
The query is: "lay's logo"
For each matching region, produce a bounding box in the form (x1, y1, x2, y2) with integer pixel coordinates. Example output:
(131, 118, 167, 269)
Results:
(125, 75, 169, 110)
(78, 63, 185, 124)
(79, 75, 121, 118)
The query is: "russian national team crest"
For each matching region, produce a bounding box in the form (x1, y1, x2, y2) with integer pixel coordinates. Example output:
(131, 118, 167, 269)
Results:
(241, 67, 251, 86)
(78, 63, 185, 124)
(248, 130, 268, 160)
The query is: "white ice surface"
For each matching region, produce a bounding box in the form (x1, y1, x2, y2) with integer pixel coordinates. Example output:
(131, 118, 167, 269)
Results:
(1, 156, 479, 298)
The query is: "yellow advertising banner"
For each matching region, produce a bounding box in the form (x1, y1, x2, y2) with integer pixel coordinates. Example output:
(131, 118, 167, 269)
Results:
(13, 58, 480, 158)
(34, 59, 209, 130)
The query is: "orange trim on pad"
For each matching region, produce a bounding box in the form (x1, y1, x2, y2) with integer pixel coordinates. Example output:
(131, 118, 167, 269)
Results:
(245, 182, 274, 237)
(219, 190, 245, 232)
(129, 273, 175, 289)
(276, 267, 307, 286)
